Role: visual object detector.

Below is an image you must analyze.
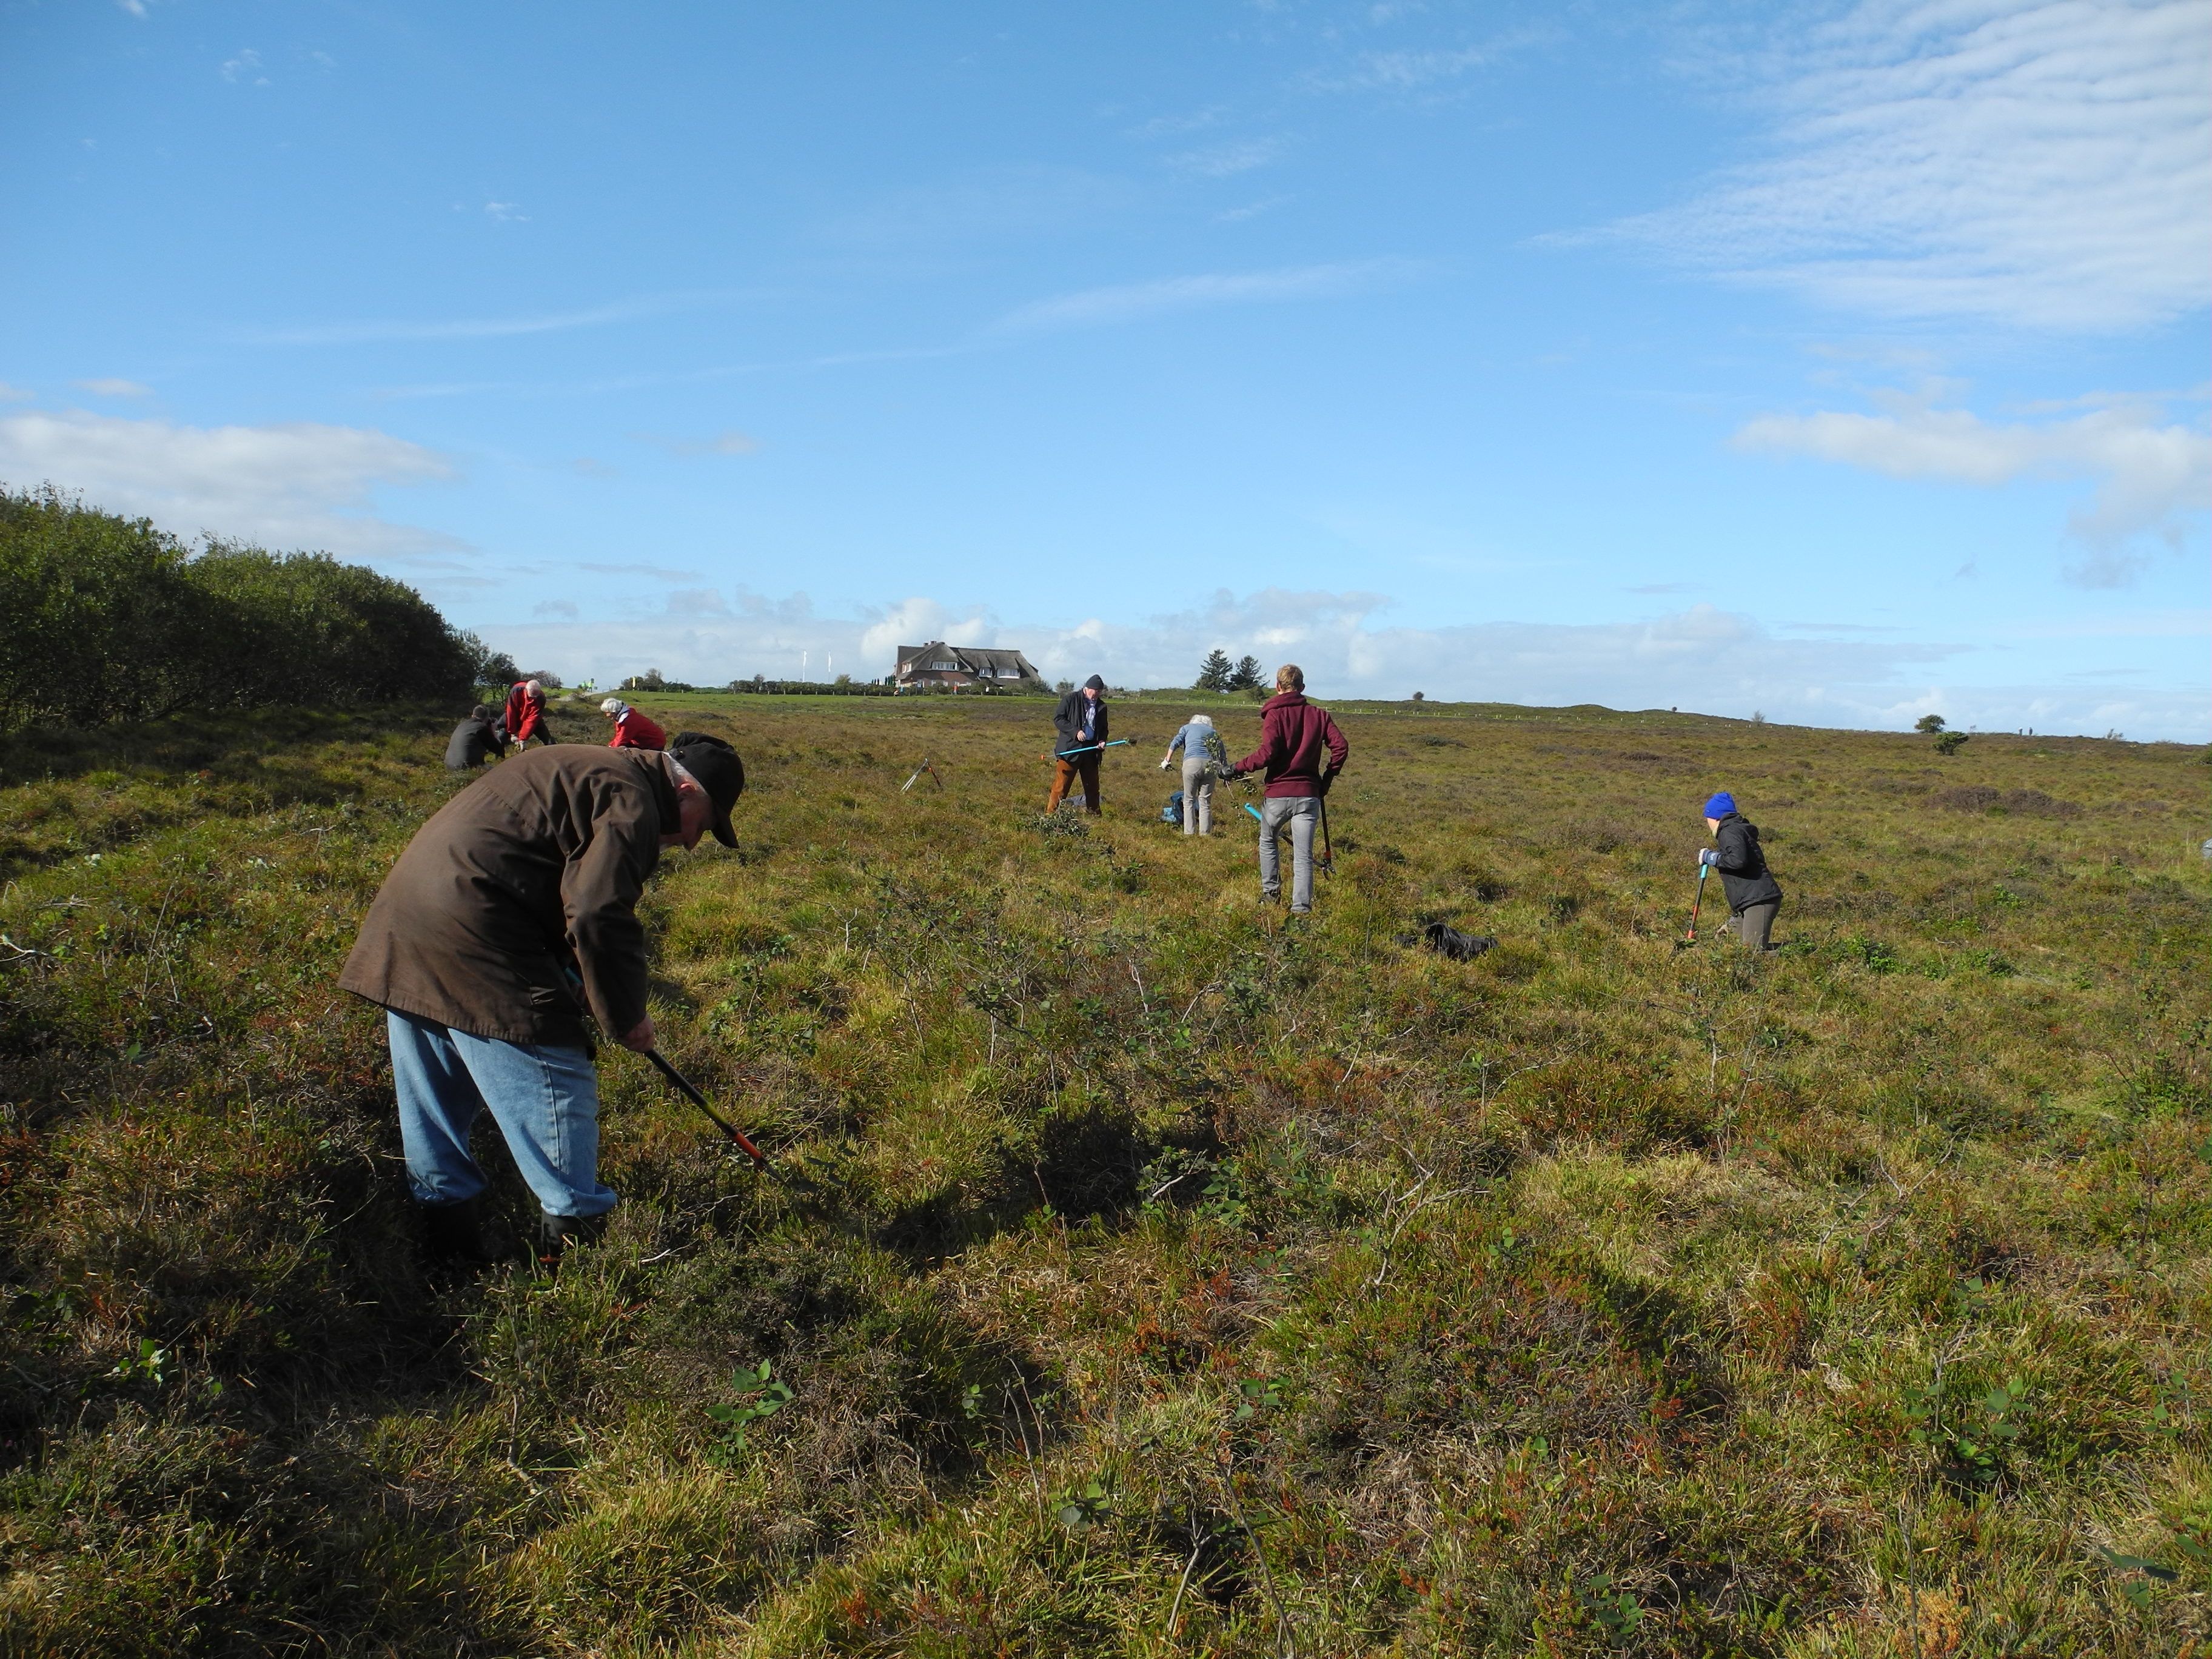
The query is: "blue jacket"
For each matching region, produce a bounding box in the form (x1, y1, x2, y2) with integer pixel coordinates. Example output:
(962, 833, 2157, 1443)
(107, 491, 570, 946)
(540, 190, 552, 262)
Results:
(1168, 722, 1228, 767)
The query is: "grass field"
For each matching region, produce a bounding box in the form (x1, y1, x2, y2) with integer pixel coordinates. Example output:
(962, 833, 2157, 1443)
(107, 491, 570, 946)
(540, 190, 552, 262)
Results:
(1, 689, 2206, 1657)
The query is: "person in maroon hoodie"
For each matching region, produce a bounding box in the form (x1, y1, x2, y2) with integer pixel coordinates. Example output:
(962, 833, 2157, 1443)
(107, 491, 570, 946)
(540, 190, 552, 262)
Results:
(1227, 663, 1349, 914)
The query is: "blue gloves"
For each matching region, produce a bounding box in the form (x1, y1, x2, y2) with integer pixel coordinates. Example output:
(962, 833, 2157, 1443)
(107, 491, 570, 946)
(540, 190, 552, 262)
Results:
(1698, 848, 1720, 868)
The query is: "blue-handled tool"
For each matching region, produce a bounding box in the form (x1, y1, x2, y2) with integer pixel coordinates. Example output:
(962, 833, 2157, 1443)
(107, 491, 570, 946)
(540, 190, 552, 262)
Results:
(1055, 740, 1131, 758)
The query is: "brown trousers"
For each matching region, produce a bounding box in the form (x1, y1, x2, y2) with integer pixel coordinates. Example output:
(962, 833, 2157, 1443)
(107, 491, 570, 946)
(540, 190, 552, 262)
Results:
(1047, 754, 1101, 813)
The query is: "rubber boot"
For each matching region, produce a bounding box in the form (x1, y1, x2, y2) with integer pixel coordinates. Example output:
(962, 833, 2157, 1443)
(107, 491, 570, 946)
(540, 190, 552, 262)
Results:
(537, 1210, 608, 1268)
(420, 1197, 510, 1269)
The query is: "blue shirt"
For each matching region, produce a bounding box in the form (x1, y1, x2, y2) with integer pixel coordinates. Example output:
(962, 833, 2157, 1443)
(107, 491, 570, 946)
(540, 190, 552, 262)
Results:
(1168, 722, 1226, 765)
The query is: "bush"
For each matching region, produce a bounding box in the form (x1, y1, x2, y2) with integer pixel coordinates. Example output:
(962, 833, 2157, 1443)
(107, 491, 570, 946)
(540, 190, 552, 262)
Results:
(0, 487, 479, 729)
(1933, 731, 1971, 756)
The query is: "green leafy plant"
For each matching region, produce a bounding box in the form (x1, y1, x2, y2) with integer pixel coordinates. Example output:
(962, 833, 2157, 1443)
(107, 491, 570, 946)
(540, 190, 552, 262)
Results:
(1575, 1573, 1644, 1637)
(106, 1338, 170, 1386)
(705, 1359, 795, 1463)
(1054, 1475, 1114, 1532)
(1932, 731, 1970, 756)
(1906, 1372, 2029, 1487)
(2097, 1546, 2177, 1610)
(1233, 1378, 1282, 1422)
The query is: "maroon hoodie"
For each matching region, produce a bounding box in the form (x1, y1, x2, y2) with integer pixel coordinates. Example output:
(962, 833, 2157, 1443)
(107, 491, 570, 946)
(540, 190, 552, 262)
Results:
(1236, 692, 1349, 799)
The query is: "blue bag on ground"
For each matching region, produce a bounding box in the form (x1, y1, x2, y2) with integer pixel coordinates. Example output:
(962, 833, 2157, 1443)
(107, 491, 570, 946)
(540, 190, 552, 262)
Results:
(1161, 790, 1183, 825)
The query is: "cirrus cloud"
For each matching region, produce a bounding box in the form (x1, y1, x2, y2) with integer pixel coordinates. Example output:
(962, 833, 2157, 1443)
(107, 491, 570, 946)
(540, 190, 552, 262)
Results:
(1602, 0, 2212, 331)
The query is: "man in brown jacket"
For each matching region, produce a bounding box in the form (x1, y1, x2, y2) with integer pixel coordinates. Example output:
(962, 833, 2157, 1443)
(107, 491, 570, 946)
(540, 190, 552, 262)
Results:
(340, 732, 744, 1262)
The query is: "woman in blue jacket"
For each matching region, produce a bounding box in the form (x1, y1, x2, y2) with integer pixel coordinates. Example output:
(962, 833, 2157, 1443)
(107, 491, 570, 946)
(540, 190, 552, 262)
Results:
(1159, 714, 1230, 836)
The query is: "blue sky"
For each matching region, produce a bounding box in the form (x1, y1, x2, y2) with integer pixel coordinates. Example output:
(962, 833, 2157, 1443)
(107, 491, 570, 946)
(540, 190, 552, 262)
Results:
(3, 0, 2205, 736)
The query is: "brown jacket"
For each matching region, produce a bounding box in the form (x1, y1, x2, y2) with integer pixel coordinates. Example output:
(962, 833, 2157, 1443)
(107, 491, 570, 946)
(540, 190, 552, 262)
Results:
(339, 746, 679, 1047)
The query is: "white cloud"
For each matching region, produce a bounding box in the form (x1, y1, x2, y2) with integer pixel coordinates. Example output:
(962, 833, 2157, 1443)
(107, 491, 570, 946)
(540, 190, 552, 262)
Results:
(1314, 41, 1517, 92)
(0, 382, 32, 403)
(1167, 136, 1287, 177)
(220, 49, 266, 85)
(250, 290, 729, 346)
(484, 201, 528, 223)
(480, 586, 2204, 737)
(637, 429, 760, 458)
(1735, 392, 2211, 583)
(992, 259, 1426, 333)
(0, 409, 458, 560)
(74, 377, 152, 398)
(1605, 0, 2212, 330)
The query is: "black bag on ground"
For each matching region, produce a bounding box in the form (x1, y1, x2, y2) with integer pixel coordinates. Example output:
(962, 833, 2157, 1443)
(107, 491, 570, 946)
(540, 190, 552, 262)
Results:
(1399, 920, 1496, 960)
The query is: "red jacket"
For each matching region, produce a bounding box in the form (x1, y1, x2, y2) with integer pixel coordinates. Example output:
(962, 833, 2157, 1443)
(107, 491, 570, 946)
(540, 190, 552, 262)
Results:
(504, 682, 546, 742)
(1236, 692, 1349, 799)
(608, 707, 667, 751)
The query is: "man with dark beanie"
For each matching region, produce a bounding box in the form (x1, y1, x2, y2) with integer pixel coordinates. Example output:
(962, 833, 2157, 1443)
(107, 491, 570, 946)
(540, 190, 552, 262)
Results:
(1698, 791, 1783, 950)
(1228, 663, 1348, 915)
(340, 732, 745, 1266)
(1048, 674, 1110, 813)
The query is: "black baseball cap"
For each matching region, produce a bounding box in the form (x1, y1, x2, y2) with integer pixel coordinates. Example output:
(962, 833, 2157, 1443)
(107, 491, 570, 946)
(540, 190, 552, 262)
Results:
(669, 731, 745, 847)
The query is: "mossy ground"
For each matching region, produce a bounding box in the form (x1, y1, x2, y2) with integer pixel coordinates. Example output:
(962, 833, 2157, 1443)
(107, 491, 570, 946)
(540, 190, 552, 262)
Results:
(1, 692, 2205, 1656)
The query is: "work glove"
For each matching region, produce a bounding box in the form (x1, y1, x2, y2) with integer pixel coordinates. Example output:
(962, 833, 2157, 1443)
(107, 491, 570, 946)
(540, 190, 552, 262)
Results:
(1698, 848, 1719, 868)
(1159, 759, 1170, 769)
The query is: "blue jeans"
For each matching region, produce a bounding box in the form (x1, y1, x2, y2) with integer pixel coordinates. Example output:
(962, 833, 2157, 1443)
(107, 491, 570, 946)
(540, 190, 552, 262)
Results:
(387, 1010, 616, 1218)
(1259, 796, 1319, 912)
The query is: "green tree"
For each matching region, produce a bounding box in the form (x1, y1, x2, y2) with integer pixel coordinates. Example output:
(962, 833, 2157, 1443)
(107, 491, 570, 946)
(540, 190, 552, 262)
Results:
(0, 486, 480, 731)
(1915, 714, 1946, 734)
(1195, 648, 1233, 692)
(467, 640, 520, 688)
(1228, 654, 1264, 692)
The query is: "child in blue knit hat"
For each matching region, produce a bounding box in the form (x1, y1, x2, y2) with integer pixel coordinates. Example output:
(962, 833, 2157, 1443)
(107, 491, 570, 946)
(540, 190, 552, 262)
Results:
(1698, 791, 1784, 950)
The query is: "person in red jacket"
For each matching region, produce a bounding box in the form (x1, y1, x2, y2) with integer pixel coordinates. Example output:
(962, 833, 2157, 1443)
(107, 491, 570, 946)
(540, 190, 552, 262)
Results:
(504, 679, 549, 750)
(1227, 663, 1349, 915)
(600, 698, 668, 751)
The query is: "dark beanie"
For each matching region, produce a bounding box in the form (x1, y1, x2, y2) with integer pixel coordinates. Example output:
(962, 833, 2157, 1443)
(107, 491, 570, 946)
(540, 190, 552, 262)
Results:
(1082, 674, 1106, 691)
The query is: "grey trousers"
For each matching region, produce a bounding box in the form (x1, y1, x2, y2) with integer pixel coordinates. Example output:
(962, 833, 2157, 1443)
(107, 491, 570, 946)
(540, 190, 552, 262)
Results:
(1180, 757, 1214, 834)
(1259, 796, 1318, 912)
(1727, 899, 1780, 950)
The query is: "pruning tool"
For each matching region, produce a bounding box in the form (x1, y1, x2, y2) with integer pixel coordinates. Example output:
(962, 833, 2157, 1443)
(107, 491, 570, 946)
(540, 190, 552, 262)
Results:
(643, 1049, 780, 1179)
(900, 757, 943, 794)
(1677, 863, 1710, 949)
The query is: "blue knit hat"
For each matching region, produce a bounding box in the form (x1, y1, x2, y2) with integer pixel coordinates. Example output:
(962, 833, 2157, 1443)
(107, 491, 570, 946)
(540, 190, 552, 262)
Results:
(1702, 791, 1737, 818)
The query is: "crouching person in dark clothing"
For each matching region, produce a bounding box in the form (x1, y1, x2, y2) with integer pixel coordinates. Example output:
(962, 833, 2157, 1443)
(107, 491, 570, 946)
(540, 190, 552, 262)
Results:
(339, 733, 745, 1266)
(1699, 791, 1782, 950)
(444, 704, 508, 769)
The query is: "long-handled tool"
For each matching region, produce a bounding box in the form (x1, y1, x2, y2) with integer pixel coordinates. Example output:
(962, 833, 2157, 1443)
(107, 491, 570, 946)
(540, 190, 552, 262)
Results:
(900, 757, 943, 793)
(1676, 864, 1709, 950)
(645, 1049, 776, 1176)
(1316, 793, 1335, 877)
(1052, 739, 1131, 759)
